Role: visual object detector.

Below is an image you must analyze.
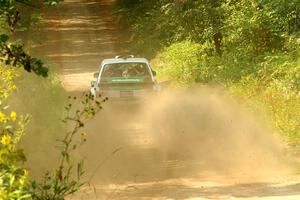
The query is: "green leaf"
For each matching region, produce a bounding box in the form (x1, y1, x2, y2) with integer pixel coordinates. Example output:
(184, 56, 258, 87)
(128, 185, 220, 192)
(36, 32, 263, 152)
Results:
(0, 34, 9, 42)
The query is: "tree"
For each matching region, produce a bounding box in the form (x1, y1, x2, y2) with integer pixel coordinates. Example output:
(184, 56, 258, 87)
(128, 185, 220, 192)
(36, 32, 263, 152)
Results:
(116, 0, 300, 57)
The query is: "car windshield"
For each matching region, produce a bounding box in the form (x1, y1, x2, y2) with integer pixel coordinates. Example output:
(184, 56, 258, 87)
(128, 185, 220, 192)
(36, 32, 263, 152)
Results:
(101, 62, 151, 79)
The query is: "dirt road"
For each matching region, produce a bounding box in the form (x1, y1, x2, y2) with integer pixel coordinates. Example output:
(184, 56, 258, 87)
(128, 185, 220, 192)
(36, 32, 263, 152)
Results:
(31, 0, 300, 199)
(33, 0, 127, 91)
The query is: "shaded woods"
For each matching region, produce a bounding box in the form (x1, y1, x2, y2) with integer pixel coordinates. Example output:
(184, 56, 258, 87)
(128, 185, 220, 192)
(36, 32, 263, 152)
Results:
(116, 0, 300, 146)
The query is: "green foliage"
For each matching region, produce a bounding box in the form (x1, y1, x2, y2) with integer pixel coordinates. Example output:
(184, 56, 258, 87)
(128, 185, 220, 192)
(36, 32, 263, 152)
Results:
(154, 40, 212, 86)
(118, 0, 300, 146)
(116, 0, 300, 57)
(115, 0, 183, 56)
(0, 36, 48, 77)
(0, 165, 30, 200)
(0, 0, 62, 32)
(116, 0, 228, 56)
(154, 40, 300, 146)
(228, 76, 300, 148)
(222, 0, 299, 55)
(0, 66, 17, 103)
(0, 0, 65, 77)
(0, 67, 31, 200)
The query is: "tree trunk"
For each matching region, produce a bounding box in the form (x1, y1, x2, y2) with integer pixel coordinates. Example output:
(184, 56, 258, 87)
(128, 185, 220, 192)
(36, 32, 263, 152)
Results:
(213, 31, 222, 56)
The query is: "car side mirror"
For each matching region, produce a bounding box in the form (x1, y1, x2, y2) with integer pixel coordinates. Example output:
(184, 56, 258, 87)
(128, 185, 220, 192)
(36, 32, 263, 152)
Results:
(93, 72, 99, 78)
(152, 70, 157, 76)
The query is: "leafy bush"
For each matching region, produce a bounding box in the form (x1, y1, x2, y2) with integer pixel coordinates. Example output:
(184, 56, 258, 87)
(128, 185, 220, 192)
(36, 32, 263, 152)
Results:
(151, 28, 300, 148)
(228, 76, 300, 148)
(116, 0, 300, 57)
(153, 40, 216, 86)
(0, 67, 30, 200)
(153, 41, 200, 86)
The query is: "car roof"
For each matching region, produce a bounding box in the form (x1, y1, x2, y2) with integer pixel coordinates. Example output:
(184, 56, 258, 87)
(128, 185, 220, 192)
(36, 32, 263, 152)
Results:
(101, 57, 149, 66)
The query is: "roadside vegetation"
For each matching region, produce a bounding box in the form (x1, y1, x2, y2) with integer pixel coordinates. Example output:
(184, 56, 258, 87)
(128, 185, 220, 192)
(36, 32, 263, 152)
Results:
(115, 0, 300, 148)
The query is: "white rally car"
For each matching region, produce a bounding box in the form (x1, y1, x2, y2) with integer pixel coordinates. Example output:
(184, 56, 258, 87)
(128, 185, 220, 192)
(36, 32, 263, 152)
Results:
(90, 55, 160, 101)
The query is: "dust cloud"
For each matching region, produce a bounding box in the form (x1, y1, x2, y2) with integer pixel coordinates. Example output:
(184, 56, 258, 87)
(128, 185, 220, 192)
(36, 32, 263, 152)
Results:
(142, 87, 289, 180)
(8, 76, 292, 184)
(9, 78, 295, 197)
(8, 70, 68, 175)
(79, 86, 291, 187)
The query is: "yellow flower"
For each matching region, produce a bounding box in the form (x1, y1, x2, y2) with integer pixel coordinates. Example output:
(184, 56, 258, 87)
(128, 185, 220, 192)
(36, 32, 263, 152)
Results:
(10, 111, 17, 121)
(1, 134, 11, 146)
(23, 169, 29, 176)
(80, 132, 87, 138)
(0, 112, 5, 122)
